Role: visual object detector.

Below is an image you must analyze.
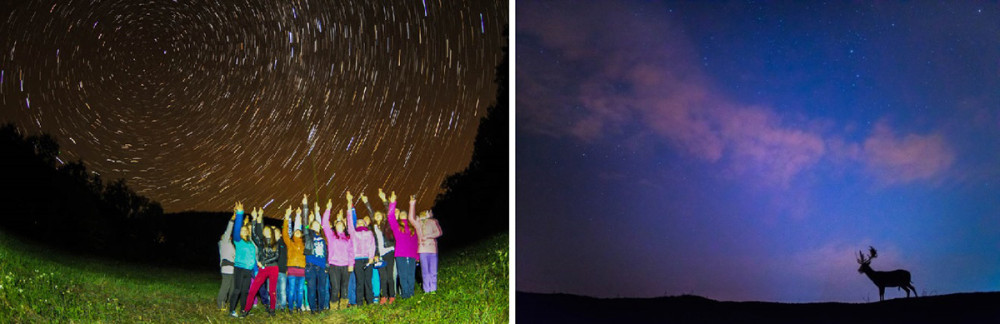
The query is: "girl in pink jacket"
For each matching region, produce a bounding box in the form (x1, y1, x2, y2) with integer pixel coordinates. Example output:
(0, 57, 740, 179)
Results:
(411, 205, 442, 293)
(383, 190, 419, 299)
(321, 199, 353, 309)
(346, 191, 377, 305)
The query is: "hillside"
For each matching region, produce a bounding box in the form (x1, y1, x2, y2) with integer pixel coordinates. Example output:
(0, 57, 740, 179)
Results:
(517, 291, 1000, 323)
(0, 230, 508, 322)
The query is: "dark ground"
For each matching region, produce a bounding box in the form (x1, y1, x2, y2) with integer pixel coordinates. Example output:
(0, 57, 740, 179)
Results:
(517, 291, 1000, 323)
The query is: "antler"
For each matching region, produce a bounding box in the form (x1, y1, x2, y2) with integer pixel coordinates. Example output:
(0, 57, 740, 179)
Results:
(857, 250, 867, 264)
(868, 246, 878, 260)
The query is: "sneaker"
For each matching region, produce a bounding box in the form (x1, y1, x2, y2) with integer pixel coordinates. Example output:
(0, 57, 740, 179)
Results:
(388, 297, 395, 304)
(230, 311, 238, 318)
(379, 298, 386, 305)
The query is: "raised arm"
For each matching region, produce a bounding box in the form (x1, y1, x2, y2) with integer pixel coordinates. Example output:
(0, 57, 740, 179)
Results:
(294, 207, 303, 232)
(252, 210, 265, 246)
(222, 217, 234, 242)
(321, 200, 334, 238)
(302, 194, 310, 229)
(378, 188, 390, 211)
(233, 202, 245, 242)
(387, 200, 401, 236)
(407, 194, 416, 224)
(361, 194, 376, 218)
(282, 208, 292, 246)
(407, 195, 423, 236)
(284, 206, 293, 238)
(346, 191, 357, 235)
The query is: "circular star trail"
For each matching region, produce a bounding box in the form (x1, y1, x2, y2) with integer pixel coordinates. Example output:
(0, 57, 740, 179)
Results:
(0, 0, 506, 212)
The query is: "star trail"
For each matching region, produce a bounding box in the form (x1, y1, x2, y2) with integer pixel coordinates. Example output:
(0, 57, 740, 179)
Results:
(0, 0, 506, 212)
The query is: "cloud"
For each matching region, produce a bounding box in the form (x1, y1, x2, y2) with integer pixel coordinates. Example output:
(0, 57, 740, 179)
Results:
(517, 1, 825, 186)
(517, 1, 954, 188)
(860, 123, 955, 185)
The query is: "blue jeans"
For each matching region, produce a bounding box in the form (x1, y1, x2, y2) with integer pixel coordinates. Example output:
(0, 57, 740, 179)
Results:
(306, 264, 329, 311)
(348, 271, 357, 305)
(286, 275, 304, 310)
(396, 257, 417, 298)
(277, 272, 287, 309)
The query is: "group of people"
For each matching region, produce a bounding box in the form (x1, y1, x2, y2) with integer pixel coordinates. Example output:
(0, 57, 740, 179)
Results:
(215, 189, 443, 317)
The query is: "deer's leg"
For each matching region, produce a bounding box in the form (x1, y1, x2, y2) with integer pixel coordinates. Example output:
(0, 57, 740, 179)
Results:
(879, 287, 885, 301)
(901, 286, 910, 297)
(909, 285, 917, 297)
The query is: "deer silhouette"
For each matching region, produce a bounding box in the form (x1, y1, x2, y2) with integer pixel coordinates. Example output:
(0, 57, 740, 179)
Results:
(857, 246, 917, 301)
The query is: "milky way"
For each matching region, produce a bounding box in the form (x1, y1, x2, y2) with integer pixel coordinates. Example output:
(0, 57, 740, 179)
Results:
(0, 0, 506, 212)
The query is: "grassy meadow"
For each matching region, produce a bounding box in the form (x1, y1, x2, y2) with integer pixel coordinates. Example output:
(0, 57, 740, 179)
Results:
(0, 230, 508, 323)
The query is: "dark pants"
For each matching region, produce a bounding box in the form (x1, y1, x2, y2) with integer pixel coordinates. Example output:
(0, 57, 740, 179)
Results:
(396, 256, 417, 298)
(217, 273, 233, 309)
(329, 265, 349, 302)
(354, 258, 373, 305)
(228, 267, 253, 313)
(306, 263, 329, 312)
(378, 251, 396, 298)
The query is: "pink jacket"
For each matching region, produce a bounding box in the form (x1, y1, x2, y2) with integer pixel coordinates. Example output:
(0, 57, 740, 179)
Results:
(322, 209, 354, 267)
(414, 217, 442, 254)
(348, 207, 376, 260)
(389, 200, 420, 259)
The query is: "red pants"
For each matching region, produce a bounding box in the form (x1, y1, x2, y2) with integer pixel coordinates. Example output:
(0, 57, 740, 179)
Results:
(244, 265, 278, 312)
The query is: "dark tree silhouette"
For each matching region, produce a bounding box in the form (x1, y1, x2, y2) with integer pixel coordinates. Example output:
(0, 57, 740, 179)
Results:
(0, 123, 222, 269)
(431, 31, 508, 248)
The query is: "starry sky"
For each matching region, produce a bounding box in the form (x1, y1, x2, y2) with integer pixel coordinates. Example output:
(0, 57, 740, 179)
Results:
(0, 0, 506, 212)
(517, 1, 1000, 302)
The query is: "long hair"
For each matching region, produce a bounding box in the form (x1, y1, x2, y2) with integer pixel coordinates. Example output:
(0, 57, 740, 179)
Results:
(333, 219, 350, 240)
(266, 227, 279, 249)
(397, 211, 416, 237)
(375, 212, 395, 241)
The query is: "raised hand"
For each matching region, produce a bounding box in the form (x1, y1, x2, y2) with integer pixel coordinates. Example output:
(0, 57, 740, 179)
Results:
(410, 194, 416, 204)
(361, 194, 369, 204)
(302, 194, 308, 205)
(295, 207, 302, 218)
(346, 191, 354, 203)
(337, 209, 344, 221)
(390, 191, 397, 202)
(251, 208, 258, 220)
(285, 206, 293, 219)
(326, 199, 333, 211)
(378, 189, 386, 202)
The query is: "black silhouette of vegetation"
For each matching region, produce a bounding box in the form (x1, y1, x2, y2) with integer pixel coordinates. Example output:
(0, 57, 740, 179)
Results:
(431, 35, 508, 248)
(0, 123, 237, 270)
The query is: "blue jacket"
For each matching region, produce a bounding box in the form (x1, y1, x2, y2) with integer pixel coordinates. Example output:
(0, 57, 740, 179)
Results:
(232, 210, 257, 270)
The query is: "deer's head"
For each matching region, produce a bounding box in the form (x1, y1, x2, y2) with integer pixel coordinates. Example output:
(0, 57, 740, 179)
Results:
(857, 246, 877, 273)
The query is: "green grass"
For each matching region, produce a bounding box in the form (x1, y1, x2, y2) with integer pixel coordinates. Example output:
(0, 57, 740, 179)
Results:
(0, 230, 508, 323)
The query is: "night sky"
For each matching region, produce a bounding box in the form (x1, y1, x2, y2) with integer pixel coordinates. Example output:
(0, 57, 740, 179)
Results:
(517, 1, 1000, 302)
(0, 0, 505, 212)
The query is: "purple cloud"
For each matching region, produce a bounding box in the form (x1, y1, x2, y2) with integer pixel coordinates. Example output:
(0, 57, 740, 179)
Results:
(518, 1, 954, 188)
(860, 123, 955, 185)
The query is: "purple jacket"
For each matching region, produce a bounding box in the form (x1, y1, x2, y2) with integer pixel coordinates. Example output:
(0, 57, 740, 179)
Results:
(389, 201, 419, 259)
(348, 207, 376, 260)
(322, 209, 354, 267)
